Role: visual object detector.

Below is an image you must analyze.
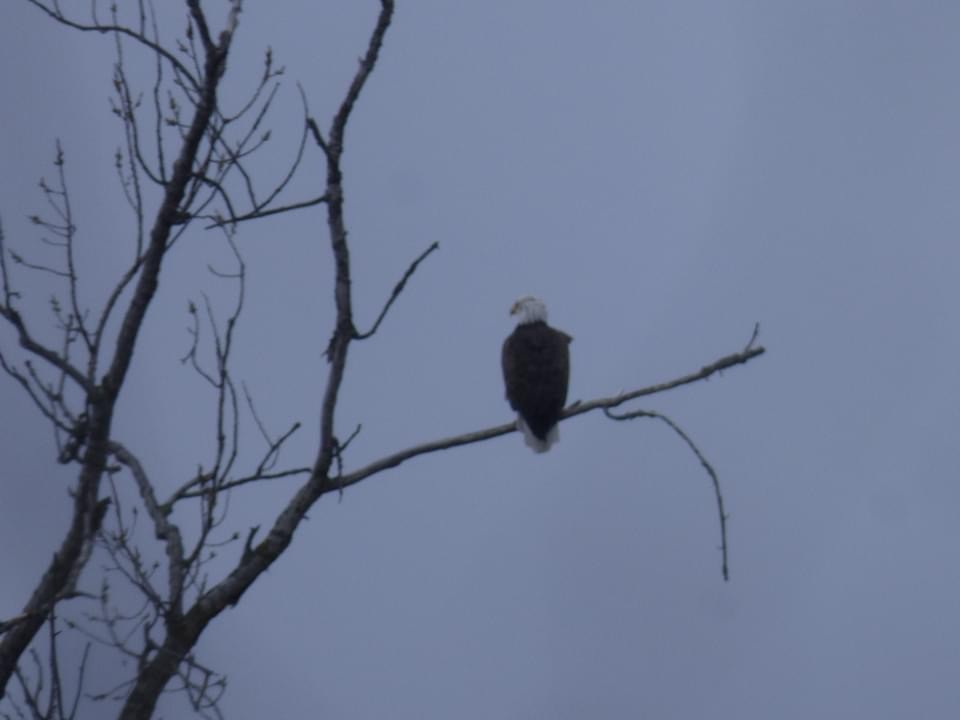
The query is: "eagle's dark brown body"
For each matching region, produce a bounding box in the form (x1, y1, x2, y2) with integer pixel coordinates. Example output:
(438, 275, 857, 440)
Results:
(502, 320, 572, 450)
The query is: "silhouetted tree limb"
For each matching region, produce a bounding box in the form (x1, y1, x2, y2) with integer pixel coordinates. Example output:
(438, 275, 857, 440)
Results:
(4, 612, 90, 720)
(23, 0, 201, 91)
(340, 338, 765, 486)
(604, 407, 730, 580)
(354, 241, 440, 341)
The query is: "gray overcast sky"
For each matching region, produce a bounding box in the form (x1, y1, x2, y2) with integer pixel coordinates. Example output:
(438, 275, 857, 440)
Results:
(2, 1, 960, 718)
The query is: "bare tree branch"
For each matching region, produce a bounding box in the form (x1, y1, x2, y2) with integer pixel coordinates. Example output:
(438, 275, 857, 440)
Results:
(109, 442, 187, 613)
(341, 338, 766, 490)
(23, 0, 200, 92)
(172, 465, 312, 500)
(203, 194, 327, 229)
(572, 337, 765, 418)
(354, 241, 440, 340)
(604, 407, 730, 581)
(0, 304, 92, 394)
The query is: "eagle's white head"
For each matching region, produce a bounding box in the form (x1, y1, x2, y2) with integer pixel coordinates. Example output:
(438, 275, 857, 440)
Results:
(510, 295, 548, 325)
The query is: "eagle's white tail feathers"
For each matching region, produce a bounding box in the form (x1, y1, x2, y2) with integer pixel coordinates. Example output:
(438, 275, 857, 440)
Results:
(516, 415, 559, 453)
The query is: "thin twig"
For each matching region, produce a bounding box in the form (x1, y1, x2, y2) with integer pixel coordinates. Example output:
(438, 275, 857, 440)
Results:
(604, 407, 730, 581)
(173, 466, 312, 500)
(204, 194, 327, 229)
(23, 0, 200, 91)
(354, 242, 439, 340)
(0, 305, 92, 392)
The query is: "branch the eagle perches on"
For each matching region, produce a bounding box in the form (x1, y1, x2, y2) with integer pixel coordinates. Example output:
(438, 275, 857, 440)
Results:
(332, 313, 764, 582)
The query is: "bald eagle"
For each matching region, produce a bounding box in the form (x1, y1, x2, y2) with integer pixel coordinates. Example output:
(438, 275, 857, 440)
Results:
(501, 296, 572, 453)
